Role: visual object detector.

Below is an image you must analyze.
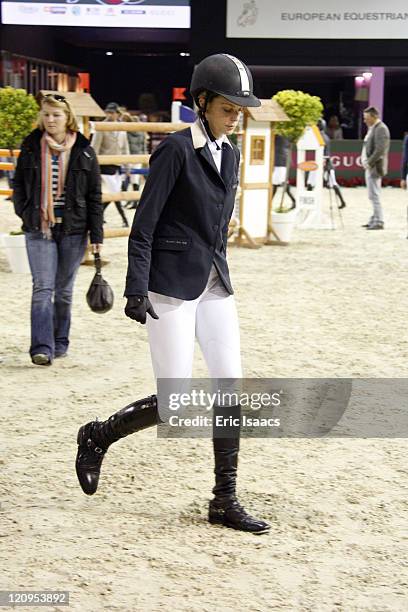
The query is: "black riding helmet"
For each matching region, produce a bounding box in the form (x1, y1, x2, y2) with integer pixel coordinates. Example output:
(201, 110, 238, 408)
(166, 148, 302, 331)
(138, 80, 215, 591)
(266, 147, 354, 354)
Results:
(190, 53, 261, 109)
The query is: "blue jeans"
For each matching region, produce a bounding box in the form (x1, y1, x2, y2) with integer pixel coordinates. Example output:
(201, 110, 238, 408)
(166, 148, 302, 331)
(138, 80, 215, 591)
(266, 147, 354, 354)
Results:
(25, 227, 87, 359)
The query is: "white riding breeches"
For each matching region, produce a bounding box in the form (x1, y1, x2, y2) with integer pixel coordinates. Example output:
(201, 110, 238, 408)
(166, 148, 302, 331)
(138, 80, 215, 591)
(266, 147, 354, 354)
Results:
(272, 166, 287, 186)
(146, 265, 242, 381)
(307, 168, 338, 188)
(101, 173, 121, 194)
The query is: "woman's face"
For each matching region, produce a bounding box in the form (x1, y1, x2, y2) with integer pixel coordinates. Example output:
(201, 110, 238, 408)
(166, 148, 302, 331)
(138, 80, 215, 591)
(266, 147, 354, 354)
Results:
(41, 102, 68, 137)
(203, 95, 243, 139)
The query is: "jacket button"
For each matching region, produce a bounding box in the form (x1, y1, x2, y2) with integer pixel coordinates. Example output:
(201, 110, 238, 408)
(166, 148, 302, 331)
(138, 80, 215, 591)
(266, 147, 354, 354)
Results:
(213, 224, 219, 231)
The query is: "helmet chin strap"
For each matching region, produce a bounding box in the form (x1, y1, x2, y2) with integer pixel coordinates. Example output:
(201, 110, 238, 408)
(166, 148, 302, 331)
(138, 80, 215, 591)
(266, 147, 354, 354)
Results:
(202, 116, 220, 147)
(198, 94, 220, 148)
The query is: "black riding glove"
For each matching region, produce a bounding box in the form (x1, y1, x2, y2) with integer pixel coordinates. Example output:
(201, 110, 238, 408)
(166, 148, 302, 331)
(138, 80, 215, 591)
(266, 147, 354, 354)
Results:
(125, 295, 159, 324)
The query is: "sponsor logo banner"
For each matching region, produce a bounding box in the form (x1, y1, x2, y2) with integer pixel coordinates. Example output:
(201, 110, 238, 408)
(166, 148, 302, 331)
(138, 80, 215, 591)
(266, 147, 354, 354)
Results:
(228, 0, 408, 39)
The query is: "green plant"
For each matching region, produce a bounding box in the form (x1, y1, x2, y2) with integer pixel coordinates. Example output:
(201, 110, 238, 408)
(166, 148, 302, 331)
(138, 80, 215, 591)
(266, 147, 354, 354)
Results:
(0, 88, 38, 233)
(0, 86, 39, 150)
(272, 90, 323, 212)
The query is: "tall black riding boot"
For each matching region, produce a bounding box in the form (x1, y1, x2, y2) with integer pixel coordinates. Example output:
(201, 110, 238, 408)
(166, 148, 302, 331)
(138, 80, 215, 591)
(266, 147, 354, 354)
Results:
(102, 201, 110, 224)
(286, 184, 296, 209)
(334, 185, 346, 209)
(125, 185, 140, 209)
(209, 405, 270, 534)
(114, 201, 129, 227)
(271, 184, 278, 201)
(75, 395, 158, 495)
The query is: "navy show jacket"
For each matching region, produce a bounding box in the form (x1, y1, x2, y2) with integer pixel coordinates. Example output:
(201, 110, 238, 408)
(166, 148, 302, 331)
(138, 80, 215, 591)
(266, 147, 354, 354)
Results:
(125, 120, 240, 300)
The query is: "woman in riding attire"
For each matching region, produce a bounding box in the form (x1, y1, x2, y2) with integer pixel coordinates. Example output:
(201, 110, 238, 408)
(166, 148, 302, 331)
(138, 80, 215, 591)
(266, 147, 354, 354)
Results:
(75, 54, 270, 534)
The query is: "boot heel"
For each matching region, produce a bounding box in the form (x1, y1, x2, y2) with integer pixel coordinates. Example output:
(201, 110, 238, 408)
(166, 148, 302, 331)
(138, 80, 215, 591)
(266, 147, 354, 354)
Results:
(209, 514, 225, 525)
(77, 425, 86, 444)
(208, 504, 226, 525)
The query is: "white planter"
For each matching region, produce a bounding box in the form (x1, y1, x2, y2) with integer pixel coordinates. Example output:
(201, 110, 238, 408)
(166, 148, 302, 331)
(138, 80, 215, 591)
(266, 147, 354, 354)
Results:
(2, 233, 31, 273)
(271, 209, 298, 244)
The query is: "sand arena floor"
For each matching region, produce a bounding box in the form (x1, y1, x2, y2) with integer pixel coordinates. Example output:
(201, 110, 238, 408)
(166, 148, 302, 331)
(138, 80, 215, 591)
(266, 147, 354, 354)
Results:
(1, 185, 408, 611)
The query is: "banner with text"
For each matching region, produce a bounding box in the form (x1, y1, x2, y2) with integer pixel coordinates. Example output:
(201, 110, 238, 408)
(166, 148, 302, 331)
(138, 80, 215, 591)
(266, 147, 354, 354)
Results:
(227, 0, 408, 39)
(1, 0, 190, 28)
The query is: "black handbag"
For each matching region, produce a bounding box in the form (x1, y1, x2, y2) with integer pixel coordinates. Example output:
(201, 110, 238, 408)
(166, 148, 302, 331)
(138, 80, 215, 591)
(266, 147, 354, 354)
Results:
(86, 253, 114, 314)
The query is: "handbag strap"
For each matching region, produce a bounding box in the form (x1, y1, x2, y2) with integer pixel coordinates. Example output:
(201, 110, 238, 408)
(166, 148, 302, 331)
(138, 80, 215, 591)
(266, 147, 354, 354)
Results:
(93, 252, 102, 275)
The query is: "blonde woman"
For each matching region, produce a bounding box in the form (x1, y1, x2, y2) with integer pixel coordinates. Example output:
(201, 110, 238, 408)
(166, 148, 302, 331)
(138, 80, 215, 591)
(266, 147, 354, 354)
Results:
(13, 94, 103, 365)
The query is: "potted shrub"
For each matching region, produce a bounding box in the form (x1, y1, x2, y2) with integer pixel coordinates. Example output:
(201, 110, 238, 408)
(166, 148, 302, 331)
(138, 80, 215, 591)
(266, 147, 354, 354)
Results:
(271, 90, 323, 243)
(0, 86, 38, 152)
(0, 87, 38, 272)
(0, 86, 38, 197)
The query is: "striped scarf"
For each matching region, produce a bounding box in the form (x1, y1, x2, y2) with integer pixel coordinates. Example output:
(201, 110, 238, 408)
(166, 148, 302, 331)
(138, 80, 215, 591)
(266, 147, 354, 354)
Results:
(40, 131, 77, 237)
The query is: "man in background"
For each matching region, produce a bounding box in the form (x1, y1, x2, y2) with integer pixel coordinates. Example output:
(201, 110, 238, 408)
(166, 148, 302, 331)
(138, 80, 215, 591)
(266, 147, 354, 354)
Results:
(361, 106, 390, 230)
(92, 102, 130, 227)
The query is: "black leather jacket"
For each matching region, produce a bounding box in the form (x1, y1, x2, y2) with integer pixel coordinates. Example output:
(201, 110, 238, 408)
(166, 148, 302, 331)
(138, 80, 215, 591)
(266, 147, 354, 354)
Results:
(13, 128, 103, 244)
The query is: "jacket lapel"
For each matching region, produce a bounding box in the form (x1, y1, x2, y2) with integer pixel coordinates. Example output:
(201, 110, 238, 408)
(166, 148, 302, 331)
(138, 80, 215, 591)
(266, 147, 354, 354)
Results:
(220, 142, 235, 185)
(190, 120, 227, 190)
(199, 145, 226, 189)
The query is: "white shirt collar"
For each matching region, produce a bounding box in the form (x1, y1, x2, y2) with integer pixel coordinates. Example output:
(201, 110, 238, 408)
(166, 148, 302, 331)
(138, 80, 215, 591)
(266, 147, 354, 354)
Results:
(198, 118, 233, 150)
